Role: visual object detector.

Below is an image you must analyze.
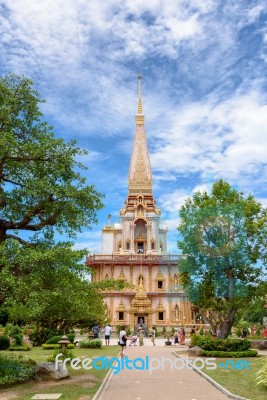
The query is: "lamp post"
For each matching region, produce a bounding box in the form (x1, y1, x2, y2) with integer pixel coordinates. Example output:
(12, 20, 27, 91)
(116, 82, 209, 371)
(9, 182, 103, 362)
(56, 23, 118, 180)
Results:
(57, 335, 71, 353)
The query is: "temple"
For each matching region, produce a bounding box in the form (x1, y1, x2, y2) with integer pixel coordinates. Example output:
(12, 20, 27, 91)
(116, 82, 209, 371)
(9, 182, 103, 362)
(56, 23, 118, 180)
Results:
(86, 75, 194, 331)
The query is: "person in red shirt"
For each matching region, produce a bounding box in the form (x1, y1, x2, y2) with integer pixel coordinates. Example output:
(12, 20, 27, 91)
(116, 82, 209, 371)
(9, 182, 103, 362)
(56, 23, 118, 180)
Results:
(262, 326, 267, 339)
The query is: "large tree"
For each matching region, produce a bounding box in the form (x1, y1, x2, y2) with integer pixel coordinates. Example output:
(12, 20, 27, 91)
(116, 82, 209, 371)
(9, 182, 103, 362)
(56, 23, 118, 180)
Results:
(0, 73, 103, 245)
(178, 180, 266, 338)
(0, 240, 127, 329)
(0, 73, 106, 327)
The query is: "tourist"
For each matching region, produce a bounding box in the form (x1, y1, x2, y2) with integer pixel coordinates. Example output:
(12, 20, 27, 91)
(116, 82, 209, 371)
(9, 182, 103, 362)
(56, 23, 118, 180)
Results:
(138, 327, 144, 346)
(190, 325, 196, 336)
(104, 324, 112, 346)
(151, 327, 156, 346)
(119, 326, 127, 358)
(179, 327, 186, 345)
(92, 324, 100, 339)
(174, 329, 179, 345)
(129, 333, 138, 346)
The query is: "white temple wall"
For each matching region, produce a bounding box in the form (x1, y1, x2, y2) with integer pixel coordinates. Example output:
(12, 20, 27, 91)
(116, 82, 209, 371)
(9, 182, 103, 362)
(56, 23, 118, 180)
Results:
(102, 231, 114, 254)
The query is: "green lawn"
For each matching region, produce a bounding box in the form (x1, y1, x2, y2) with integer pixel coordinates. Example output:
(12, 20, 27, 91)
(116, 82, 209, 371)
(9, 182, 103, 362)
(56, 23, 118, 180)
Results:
(202, 357, 267, 400)
(0, 345, 120, 400)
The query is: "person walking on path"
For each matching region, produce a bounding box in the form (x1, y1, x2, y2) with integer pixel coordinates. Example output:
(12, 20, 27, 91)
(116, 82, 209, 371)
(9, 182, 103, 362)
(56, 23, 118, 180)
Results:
(92, 324, 100, 339)
(118, 326, 127, 358)
(138, 327, 144, 346)
(174, 329, 179, 345)
(151, 327, 156, 346)
(262, 325, 267, 339)
(179, 327, 185, 345)
(104, 324, 111, 346)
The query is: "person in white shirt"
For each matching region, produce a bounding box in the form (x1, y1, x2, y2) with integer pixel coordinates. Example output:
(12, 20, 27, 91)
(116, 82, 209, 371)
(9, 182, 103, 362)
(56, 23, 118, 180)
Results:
(104, 324, 112, 346)
(119, 326, 127, 358)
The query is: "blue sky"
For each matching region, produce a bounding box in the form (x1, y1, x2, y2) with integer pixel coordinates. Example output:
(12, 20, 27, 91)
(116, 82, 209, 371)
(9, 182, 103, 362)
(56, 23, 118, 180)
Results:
(1, 0, 267, 253)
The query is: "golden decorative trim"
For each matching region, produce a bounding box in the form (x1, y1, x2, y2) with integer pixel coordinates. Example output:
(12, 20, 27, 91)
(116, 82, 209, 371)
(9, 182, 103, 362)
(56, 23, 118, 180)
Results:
(103, 225, 114, 231)
(155, 271, 166, 281)
(155, 300, 166, 311)
(116, 299, 127, 311)
(118, 269, 126, 281)
(135, 115, 144, 124)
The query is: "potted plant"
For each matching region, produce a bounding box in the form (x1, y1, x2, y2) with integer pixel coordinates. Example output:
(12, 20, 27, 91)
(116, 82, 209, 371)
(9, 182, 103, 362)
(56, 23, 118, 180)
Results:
(165, 332, 172, 346)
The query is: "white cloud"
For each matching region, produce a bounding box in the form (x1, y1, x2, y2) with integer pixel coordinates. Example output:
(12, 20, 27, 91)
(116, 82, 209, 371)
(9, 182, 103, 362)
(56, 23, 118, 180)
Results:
(150, 89, 267, 193)
(158, 188, 190, 213)
(1, 0, 267, 254)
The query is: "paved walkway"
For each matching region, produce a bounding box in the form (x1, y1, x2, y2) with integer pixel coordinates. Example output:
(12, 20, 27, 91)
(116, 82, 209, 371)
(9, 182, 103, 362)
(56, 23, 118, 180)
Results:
(99, 342, 229, 400)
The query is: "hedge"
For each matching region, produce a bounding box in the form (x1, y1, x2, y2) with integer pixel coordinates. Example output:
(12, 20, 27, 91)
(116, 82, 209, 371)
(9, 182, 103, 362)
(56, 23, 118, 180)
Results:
(8, 345, 31, 351)
(191, 335, 251, 351)
(201, 350, 258, 358)
(79, 339, 102, 349)
(41, 343, 75, 350)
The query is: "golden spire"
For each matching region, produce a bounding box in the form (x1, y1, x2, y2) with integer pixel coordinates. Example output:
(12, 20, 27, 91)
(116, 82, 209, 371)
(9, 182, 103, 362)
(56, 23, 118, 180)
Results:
(136, 73, 144, 125)
(129, 74, 153, 195)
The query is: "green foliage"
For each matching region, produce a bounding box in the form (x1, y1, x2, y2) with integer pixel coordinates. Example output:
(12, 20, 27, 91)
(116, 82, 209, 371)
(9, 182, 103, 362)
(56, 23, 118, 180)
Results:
(4, 323, 14, 335)
(240, 283, 267, 324)
(3, 324, 23, 346)
(46, 334, 75, 344)
(0, 309, 9, 326)
(236, 327, 242, 337)
(47, 348, 74, 363)
(256, 357, 267, 387)
(199, 327, 204, 336)
(0, 335, 10, 350)
(41, 343, 75, 350)
(12, 334, 23, 346)
(1, 241, 107, 329)
(191, 335, 251, 351)
(126, 326, 131, 336)
(0, 73, 104, 247)
(0, 354, 35, 387)
(8, 345, 31, 351)
(4, 324, 22, 336)
(178, 180, 265, 338)
(0, 73, 107, 329)
(116, 325, 122, 335)
(79, 339, 102, 349)
(155, 327, 159, 337)
(237, 319, 250, 330)
(162, 326, 166, 336)
(28, 327, 52, 346)
(201, 350, 257, 357)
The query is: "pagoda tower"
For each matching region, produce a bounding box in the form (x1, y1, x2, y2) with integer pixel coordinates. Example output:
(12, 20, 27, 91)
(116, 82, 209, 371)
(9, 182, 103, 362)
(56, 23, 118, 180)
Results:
(102, 74, 167, 256)
(86, 76, 194, 330)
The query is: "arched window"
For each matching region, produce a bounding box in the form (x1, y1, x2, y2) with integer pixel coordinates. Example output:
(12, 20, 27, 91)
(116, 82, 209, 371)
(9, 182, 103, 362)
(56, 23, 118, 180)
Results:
(138, 274, 144, 286)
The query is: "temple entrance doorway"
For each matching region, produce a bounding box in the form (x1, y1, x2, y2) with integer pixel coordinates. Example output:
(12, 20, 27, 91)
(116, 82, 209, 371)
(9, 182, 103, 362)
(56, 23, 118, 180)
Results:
(137, 242, 144, 253)
(135, 314, 148, 336)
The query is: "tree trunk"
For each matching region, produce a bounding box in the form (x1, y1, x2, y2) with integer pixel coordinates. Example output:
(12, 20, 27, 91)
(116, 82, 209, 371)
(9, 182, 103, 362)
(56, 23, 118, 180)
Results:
(208, 319, 218, 335)
(217, 306, 236, 339)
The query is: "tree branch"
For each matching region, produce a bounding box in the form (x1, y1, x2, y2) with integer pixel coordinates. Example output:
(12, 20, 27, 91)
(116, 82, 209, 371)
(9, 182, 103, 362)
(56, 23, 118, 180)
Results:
(2, 178, 23, 187)
(5, 234, 32, 246)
